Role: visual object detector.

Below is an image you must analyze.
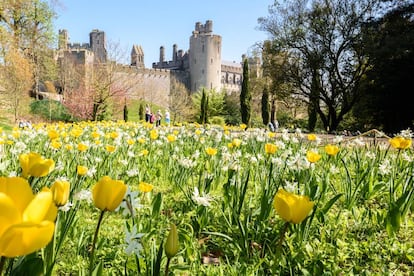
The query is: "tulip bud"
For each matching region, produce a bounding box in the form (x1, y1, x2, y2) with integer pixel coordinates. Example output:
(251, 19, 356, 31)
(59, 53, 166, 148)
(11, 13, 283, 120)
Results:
(50, 179, 70, 206)
(164, 223, 179, 259)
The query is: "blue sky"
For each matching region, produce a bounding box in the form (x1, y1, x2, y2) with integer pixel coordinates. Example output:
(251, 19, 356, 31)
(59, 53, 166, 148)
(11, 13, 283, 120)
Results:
(53, 0, 273, 68)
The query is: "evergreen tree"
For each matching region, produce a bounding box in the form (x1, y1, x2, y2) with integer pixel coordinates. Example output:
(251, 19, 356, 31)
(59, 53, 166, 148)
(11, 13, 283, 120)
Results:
(123, 103, 128, 122)
(240, 59, 251, 126)
(200, 88, 208, 124)
(261, 85, 270, 125)
(138, 103, 144, 121)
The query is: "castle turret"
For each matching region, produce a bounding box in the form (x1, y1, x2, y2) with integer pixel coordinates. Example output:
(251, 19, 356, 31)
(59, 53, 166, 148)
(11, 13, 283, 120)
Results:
(131, 45, 145, 69)
(58, 29, 68, 50)
(90, 29, 107, 63)
(189, 20, 222, 92)
(159, 46, 165, 63)
(173, 44, 178, 61)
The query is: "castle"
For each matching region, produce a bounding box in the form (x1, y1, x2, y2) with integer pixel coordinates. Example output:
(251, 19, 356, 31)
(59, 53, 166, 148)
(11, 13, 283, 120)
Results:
(57, 20, 259, 109)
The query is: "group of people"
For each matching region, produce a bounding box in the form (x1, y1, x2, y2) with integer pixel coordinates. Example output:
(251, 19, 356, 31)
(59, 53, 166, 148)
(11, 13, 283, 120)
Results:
(145, 105, 170, 127)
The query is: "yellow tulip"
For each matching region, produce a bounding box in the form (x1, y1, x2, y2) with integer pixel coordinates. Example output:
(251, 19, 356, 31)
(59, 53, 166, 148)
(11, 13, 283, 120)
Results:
(150, 129, 158, 140)
(50, 179, 70, 206)
(138, 182, 154, 193)
(324, 144, 340, 156)
(77, 143, 88, 152)
(265, 143, 278, 154)
(273, 189, 314, 224)
(205, 147, 218, 156)
(0, 176, 57, 257)
(50, 139, 62, 149)
(306, 151, 321, 163)
(307, 134, 317, 141)
(164, 223, 179, 259)
(77, 165, 88, 176)
(92, 176, 127, 212)
(232, 138, 242, 147)
(389, 136, 412, 150)
(167, 135, 177, 143)
(105, 145, 116, 153)
(48, 129, 60, 140)
(19, 152, 55, 178)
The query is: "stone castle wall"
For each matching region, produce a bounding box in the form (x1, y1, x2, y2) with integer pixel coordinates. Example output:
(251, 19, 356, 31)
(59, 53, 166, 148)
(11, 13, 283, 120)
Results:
(57, 20, 252, 110)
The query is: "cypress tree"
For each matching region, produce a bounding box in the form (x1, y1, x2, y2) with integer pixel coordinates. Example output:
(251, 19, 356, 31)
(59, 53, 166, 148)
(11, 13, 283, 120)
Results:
(200, 88, 208, 124)
(240, 59, 251, 126)
(138, 103, 144, 121)
(261, 86, 270, 125)
(123, 103, 128, 122)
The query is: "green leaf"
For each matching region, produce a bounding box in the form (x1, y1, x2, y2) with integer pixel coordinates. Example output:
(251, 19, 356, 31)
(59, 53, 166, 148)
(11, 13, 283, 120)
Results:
(386, 206, 401, 236)
(91, 261, 103, 276)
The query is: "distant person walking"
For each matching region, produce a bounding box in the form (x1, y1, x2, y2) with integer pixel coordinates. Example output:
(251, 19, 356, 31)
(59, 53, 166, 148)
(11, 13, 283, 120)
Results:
(145, 104, 151, 122)
(156, 110, 162, 127)
(165, 110, 170, 126)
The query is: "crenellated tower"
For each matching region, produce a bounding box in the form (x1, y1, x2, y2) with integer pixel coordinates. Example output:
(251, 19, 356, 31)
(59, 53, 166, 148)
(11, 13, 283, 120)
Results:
(189, 20, 222, 92)
(90, 29, 107, 63)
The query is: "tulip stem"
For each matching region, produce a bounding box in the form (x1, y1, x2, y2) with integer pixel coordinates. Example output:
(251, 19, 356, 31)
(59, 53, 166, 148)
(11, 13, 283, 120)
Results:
(89, 210, 106, 275)
(0, 256, 5, 276)
(165, 257, 171, 276)
(276, 222, 290, 250)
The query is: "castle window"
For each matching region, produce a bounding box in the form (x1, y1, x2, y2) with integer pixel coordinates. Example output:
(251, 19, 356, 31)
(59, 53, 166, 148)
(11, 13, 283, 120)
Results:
(202, 69, 204, 74)
(202, 44, 204, 53)
(211, 58, 213, 64)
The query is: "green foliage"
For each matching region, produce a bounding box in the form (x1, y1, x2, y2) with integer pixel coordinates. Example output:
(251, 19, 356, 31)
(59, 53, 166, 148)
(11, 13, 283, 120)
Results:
(138, 103, 144, 121)
(123, 104, 128, 122)
(209, 116, 225, 126)
(356, 2, 414, 134)
(30, 99, 72, 121)
(193, 88, 226, 124)
(200, 88, 208, 124)
(261, 86, 270, 125)
(240, 59, 251, 126)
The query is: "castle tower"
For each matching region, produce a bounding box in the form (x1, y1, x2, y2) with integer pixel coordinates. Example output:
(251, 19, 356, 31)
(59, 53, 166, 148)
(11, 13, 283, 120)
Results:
(159, 46, 165, 63)
(189, 20, 222, 92)
(173, 44, 178, 61)
(58, 29, 68, 50)
(131, 45, 145, 69)
(90, 29, 107, 63)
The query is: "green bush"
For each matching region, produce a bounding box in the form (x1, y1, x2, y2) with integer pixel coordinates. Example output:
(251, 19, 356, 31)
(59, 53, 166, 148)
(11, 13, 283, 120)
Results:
(209, 116, 226, 126)
(30, 99, 73, 122)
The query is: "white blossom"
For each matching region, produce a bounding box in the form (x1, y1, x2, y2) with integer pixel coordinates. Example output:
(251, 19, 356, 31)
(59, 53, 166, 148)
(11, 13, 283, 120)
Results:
(192, 187, 213, 207)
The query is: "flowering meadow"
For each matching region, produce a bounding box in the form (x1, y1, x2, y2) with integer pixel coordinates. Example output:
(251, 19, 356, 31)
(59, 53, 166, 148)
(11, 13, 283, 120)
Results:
(0, 121, 413, 275)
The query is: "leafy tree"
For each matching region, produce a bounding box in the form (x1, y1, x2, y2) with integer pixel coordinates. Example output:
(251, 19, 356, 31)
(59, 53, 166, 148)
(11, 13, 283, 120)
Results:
(259, 0, 379, 131)
(1, 47, 33, 122)
(356, 2, 414, 133)
(169, 77, 193, 123)
(0, 0, 57, 100)
(223, 92, 241, 125)
(261, 85, 270, 125)
(240, 59, 251, 126)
